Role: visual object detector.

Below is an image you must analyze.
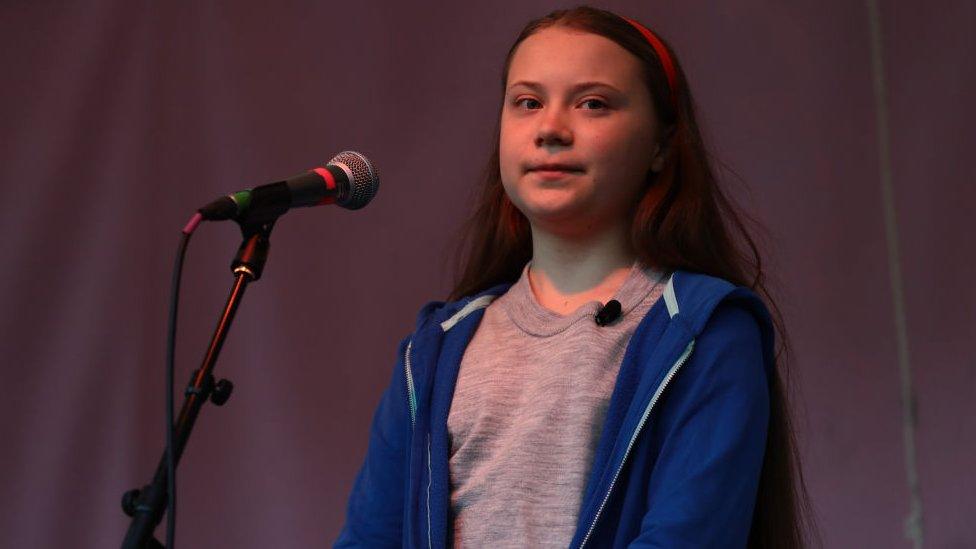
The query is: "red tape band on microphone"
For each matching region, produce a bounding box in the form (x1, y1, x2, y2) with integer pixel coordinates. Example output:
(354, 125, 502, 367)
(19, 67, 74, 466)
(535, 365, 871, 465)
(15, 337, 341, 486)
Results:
(312, 167, 337, 205)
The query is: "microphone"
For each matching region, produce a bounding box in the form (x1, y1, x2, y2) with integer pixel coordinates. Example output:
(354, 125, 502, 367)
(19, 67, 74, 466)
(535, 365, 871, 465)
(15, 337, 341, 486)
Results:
(594, 299, 622, 326)
(198, 150, 379, 224)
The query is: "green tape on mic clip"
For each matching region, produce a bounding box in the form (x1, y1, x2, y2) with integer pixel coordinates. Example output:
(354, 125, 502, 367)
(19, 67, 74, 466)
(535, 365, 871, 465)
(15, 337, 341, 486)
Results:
(231, 190, 252, 211)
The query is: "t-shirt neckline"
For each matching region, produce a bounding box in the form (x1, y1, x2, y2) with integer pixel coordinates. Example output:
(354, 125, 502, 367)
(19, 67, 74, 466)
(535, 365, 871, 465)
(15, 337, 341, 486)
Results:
(498, 260, 665, 337)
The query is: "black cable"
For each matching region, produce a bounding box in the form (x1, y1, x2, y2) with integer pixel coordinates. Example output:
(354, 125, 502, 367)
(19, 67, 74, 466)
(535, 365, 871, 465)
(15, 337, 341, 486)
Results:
(166, 231, 193, 548)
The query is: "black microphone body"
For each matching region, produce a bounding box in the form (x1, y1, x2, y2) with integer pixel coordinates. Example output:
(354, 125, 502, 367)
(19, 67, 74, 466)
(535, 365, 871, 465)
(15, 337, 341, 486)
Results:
(198, 151, 378, 223)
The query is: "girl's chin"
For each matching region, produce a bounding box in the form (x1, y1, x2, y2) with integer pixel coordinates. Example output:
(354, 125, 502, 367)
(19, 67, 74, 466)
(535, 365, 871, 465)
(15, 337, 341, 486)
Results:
(521, 204, 599, 235)
(517, 189, 588, 213)
(520, 199, 587, 221)
(509, 187, 605, 230)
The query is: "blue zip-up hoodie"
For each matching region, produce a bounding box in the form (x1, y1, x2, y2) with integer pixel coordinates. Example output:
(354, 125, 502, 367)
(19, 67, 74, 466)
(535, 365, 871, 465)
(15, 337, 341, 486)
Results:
(335, 270, 774, 548)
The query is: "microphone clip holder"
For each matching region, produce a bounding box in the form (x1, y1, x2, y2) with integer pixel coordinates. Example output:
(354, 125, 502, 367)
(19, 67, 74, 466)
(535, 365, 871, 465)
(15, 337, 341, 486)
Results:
(232, 219, 275, 281)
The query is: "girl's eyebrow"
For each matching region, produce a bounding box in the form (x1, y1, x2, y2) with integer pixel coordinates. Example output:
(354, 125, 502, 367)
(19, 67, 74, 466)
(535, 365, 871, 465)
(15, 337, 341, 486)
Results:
(506, 80, 623, 95)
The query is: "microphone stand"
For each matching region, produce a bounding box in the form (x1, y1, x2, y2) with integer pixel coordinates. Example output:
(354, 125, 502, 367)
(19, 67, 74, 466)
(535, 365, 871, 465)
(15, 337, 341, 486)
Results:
(120, 218, 275, 548)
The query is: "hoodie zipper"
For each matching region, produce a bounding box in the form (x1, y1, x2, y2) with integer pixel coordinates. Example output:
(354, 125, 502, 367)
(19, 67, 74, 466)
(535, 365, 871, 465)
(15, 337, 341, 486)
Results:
(578, 339, 696, 549)
(406, 339, 432, 546)
(405, 340, 417, 428)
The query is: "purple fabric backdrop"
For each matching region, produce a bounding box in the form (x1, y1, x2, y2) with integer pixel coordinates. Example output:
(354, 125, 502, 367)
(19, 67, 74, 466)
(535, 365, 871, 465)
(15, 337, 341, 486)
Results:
(1, 1, 972, 547)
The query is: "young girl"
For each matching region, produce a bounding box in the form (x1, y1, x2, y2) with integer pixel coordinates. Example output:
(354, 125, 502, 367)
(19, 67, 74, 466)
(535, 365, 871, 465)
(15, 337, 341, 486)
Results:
(336, 6, 809, 548)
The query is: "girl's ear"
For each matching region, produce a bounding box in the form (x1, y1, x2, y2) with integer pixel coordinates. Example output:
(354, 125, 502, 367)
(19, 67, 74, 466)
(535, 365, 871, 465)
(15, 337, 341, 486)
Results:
(650, 144, 667, 173)
(650, 126, 675, 173)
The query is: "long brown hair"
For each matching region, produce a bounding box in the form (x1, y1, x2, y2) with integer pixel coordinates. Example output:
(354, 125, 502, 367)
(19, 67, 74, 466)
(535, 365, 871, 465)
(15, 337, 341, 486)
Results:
(448, 6, 816, 547)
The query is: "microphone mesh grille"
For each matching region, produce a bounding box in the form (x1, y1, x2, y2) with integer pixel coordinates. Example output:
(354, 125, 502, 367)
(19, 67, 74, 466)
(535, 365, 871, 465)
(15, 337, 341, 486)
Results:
(328, 150, 379, 210)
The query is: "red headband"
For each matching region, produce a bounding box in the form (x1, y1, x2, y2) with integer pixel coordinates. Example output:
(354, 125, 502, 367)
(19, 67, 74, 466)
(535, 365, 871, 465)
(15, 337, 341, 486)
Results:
(622, 17, 677, 108)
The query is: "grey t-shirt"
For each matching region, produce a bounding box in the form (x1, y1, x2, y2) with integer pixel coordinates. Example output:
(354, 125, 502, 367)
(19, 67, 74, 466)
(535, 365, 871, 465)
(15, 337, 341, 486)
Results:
(447, 261, 665, 548)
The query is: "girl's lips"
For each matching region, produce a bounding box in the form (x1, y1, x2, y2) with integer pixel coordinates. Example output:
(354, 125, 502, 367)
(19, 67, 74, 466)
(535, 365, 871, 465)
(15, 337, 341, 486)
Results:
(527, 163, 585, 172)
(530, 169, 582, 179)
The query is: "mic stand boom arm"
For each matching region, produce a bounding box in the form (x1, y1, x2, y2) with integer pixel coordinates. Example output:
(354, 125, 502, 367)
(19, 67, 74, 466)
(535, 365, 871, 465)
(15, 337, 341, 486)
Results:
(120, 220, 274, 549)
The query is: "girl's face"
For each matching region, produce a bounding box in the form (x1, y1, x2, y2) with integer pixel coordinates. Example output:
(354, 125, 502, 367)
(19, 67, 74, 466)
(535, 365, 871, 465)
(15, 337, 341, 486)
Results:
(500, 26, 664, 238)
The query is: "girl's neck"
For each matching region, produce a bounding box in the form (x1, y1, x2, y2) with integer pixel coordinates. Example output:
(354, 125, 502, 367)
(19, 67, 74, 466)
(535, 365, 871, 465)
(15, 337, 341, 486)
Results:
(527, 222, 637, 315)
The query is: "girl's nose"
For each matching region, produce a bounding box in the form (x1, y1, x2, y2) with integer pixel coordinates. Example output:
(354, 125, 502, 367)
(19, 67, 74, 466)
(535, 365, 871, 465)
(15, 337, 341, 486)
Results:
(535, 109, 573, 147)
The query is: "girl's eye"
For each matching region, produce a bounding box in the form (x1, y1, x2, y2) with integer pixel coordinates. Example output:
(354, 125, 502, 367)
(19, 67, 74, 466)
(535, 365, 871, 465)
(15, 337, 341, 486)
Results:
(580, 98, 608, 110)
(512, 97, 608, 110)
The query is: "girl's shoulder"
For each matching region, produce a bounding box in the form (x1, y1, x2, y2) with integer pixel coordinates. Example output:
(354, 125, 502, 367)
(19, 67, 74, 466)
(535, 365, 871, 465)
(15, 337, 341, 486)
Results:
(666, 270, 773, 341)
